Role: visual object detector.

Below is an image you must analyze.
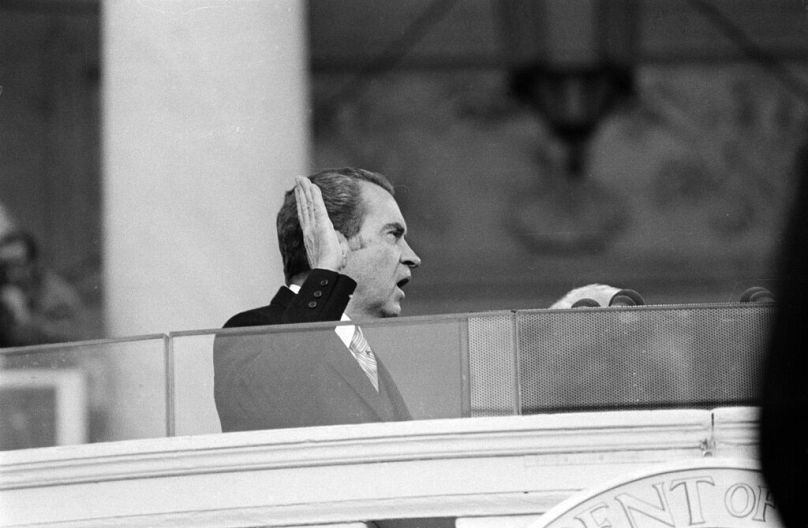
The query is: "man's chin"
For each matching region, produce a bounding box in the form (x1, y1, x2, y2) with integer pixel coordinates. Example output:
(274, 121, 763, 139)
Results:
(379, 302, 402, 318)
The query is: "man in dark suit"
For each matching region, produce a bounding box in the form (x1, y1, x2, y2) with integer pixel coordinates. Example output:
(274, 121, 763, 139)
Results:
(214, 168, 421, 432)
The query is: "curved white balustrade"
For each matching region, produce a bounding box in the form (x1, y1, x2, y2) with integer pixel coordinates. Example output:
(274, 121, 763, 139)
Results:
(0, 407, 765, 527)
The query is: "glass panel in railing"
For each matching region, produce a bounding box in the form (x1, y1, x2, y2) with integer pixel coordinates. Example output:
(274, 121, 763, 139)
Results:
(515, 303, 775, 412)
(467, 311, 518, 417)
(169, 330, 220, 436)
(172, 313, 490, 435)
(0, 335, 169, 450)
(360, 314, 473, 421)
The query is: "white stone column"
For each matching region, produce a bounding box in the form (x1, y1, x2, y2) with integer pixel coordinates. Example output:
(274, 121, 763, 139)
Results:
(102, 0, 310, 439)
(102, 0, 309, 336)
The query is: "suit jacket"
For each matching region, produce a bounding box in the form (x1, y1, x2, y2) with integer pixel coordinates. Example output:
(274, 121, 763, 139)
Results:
(214, 268, 411, 432)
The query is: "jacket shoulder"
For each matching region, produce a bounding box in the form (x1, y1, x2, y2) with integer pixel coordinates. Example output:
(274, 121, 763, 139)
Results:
(223, 304, 283, 328)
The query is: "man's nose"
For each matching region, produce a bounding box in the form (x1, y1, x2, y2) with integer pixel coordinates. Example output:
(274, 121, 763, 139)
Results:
(401, 240, 421, 269)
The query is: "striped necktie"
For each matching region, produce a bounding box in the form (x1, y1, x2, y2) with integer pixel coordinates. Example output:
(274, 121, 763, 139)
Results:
(349, 326, 379, 391)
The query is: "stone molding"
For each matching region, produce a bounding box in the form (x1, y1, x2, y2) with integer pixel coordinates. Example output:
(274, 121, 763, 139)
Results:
(0, 408, 759, 527)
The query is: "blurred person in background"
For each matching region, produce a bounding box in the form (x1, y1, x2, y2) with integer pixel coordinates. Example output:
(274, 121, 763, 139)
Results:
(0, 230, 87, 348)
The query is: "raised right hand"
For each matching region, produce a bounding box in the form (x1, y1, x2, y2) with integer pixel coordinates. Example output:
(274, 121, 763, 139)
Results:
(294, 176, 349, 272)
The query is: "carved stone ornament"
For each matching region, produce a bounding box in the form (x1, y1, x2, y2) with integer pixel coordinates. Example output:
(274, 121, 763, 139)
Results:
(529, 458, 783, 528)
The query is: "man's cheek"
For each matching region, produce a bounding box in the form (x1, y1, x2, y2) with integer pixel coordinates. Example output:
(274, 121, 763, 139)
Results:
(369, 248, 396, 268)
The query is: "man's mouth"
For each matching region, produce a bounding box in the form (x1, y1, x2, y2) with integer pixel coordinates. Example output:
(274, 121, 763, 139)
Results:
(396, 278, 410, 289)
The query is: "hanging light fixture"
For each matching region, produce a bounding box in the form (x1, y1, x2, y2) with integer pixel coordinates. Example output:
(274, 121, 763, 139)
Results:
(502, 0, 636, 175)
(501, 0, 637, 252)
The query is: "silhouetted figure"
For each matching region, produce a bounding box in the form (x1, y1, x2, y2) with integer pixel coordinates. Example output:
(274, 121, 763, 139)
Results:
(759, 148, 808, 528)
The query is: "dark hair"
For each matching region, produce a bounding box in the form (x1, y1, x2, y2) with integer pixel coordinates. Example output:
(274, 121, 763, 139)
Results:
(0, 230, 38, 263)
(277, 167, 394, 283)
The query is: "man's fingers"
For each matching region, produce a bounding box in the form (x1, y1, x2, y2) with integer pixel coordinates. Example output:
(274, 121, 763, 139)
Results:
(337, 232, 350, 267)
(294, 183, 304, 220)
(299, 176, 315, 213)
(295, 177, 315, 228)
(295, 180, 315, 268)
(294, 185, 308, 231)
(300, 178, 333, 228)
(309, 184, 330, 222)
(294, 176, 344, 272)
(336, 232, 349, 253)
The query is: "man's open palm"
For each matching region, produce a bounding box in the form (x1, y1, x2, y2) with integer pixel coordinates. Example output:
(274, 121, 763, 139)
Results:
(295, 176, 348, 272)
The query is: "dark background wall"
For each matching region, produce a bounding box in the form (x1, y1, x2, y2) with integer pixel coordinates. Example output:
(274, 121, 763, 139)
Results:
(0, 3, 102, 335)
(1, 0, 807, 338)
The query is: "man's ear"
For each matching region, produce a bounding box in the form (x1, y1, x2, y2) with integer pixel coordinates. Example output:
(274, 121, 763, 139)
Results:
(345, 233, 362, 251)
(336, 233, 355, 269)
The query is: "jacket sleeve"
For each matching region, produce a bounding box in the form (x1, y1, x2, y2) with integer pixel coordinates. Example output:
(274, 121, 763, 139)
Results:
(280, 269, 356, 324)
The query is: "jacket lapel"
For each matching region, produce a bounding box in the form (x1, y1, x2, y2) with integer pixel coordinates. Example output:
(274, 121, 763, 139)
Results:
(323, 337, 392, 420)
(274, 287, 396, 421)
(376, 359, 411, 420)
